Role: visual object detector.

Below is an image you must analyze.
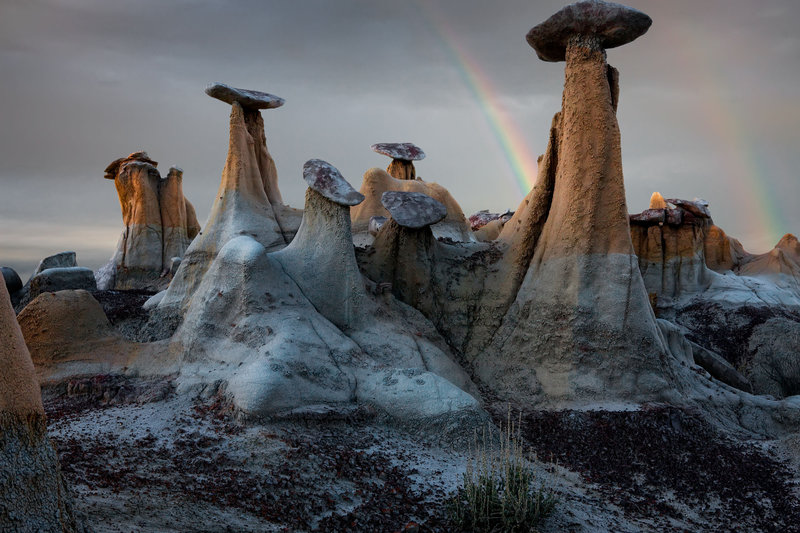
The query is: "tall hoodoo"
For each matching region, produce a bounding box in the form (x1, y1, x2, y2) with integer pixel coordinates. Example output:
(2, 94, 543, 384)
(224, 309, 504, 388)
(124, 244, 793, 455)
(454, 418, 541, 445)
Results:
(473, 1, 673, 404)
(158, 85, 302, 314)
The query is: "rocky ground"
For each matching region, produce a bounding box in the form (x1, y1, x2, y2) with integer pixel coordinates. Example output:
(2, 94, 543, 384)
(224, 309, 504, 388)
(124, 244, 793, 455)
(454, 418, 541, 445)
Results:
(41, 375, 800, 533)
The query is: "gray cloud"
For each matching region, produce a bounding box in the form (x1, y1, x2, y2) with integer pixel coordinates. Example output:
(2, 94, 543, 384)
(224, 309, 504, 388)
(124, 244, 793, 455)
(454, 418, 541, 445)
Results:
(1, 0, 799, 276)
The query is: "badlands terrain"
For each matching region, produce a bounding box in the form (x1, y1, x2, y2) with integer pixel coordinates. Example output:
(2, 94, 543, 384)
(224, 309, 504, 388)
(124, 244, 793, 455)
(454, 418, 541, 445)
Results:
(3, 1, 800, 532)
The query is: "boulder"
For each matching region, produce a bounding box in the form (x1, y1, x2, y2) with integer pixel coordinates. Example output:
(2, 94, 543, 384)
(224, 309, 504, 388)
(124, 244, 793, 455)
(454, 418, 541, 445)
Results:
(1, 266, 22, 296)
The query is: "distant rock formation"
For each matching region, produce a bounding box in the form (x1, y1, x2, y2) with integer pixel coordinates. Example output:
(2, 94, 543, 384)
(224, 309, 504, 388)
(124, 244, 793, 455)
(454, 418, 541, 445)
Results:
(0, 281, 80, 532)
(351, 168, 474, 243)
(100, 151, 200, 290)
(10, 251, 98, 312)
(371, 142, 426, 181)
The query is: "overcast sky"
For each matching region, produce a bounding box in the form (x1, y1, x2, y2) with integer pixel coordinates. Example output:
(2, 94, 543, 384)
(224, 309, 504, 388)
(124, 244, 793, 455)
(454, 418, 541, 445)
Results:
(1, 0, 798, 276)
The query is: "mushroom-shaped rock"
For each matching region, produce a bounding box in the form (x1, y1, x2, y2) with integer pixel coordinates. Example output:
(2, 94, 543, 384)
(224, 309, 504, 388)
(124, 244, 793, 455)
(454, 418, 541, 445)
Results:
(303, 159, 365, 206)
(0, 282, 81, 531)
(158, 99, 302, 315)
(351, 168, 475, 242)
(371, 143, 426, 181)
(205, 82, 285, 109)
(274, 160, 366, 330)
(204, 83, 298, 222)
(526, 0, 652, 62)
(471, 1, 674, 405)
(381, 191, 446, 229)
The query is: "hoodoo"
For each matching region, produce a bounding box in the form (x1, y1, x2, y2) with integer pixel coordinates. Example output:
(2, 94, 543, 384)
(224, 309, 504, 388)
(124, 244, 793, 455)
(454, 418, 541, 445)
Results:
(99, 151, 200, 290)
(158, 85, 302, 315)
(371, 142, 426, 181)
(473, 0, 673, 404)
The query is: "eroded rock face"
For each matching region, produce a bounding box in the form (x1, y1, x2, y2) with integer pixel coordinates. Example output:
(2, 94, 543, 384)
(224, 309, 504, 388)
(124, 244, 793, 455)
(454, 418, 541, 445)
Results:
(0, 282, 80, 532)
(101, 152, 200, 290)
(158, 101, 302, 316)
(471, 4, 674, 406)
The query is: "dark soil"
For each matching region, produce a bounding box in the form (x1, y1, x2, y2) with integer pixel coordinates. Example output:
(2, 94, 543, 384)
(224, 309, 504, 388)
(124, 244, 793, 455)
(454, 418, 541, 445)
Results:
(46, 389, 453, 533)
(502, 404, 800, 533)
(92, 289, 154, 326)
(675, 301, 800, 369)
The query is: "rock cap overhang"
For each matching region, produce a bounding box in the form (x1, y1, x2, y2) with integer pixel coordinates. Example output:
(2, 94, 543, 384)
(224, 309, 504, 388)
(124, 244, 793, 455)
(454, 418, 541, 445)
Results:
(371, 143, 426, 162)
(205, 82, 285, 109)
(526, 0, 652, 62)
(302, 159, 365, 206)
(381, 191, 447, 229)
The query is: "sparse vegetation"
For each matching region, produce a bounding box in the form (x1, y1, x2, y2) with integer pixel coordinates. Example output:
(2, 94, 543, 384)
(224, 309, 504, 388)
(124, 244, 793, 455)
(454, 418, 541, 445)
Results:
(448, 412, 556, 533)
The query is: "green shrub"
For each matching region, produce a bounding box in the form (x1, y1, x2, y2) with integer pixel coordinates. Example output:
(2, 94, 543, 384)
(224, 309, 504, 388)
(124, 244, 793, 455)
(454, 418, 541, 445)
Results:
(448, 413, 556, 532)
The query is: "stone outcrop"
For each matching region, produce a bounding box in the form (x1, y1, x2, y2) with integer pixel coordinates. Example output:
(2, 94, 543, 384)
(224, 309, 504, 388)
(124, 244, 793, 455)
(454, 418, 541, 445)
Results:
(172, 159, 481, 422)
(371, 143, 426, 181)
(100, 152, 200, 290)
(470, 1, 675, 405)
(351, 168, 474, 243)
(159, 85, 303, 315)
(0, 282, 80, 532)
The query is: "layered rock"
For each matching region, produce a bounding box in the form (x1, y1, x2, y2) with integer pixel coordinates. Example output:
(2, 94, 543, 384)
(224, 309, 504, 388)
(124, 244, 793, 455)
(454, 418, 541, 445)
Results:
(351, 168, 474, 243)
(101, 152, 200, 290)
(159, 85, 302, 315)
(471, 1, 676, 405)
(0, 282, 80, 532)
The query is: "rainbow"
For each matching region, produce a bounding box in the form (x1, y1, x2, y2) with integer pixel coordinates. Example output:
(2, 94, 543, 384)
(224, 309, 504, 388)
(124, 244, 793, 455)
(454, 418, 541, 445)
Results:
(416, 0, 539, 198)
(665, 25, 785, 248)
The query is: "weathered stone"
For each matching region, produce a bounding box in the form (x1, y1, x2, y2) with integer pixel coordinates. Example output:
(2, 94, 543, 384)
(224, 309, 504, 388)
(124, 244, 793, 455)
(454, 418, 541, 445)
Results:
(103, 152, 201, 290)
(372, 143, 426, 181)
(369, 216, 387, 236)
(381, 191, 446, 229)
(28, 267, 96, 301)
(0, 281, 80, 532)
(205, 82, 285, 109)
(303, 159, 365, 206)
(1, 267, 22, 295)
(371, 143, 426, 161)
(351, 168, 474, 242)
(666, 198, 711, 219)
(649, 191, 668, 209)
(526, 0, 652, 62)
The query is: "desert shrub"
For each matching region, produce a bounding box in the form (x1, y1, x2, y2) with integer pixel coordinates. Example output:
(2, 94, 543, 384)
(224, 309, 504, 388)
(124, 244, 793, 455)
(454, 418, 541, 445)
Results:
(448, 413, 556, 532)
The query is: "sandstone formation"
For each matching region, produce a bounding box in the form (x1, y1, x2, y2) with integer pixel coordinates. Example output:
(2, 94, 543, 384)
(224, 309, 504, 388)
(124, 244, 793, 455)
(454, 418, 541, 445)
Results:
(351, 168, 474, 242)
(0, 281, 80, 532)
(371, 142, 426, 181)
(1, 266, 22, 299)
(467, 1, 675, 405)
(100, 151, 200, 290)
(158, 85, 303, 315)
(171, 159, 481, 421)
